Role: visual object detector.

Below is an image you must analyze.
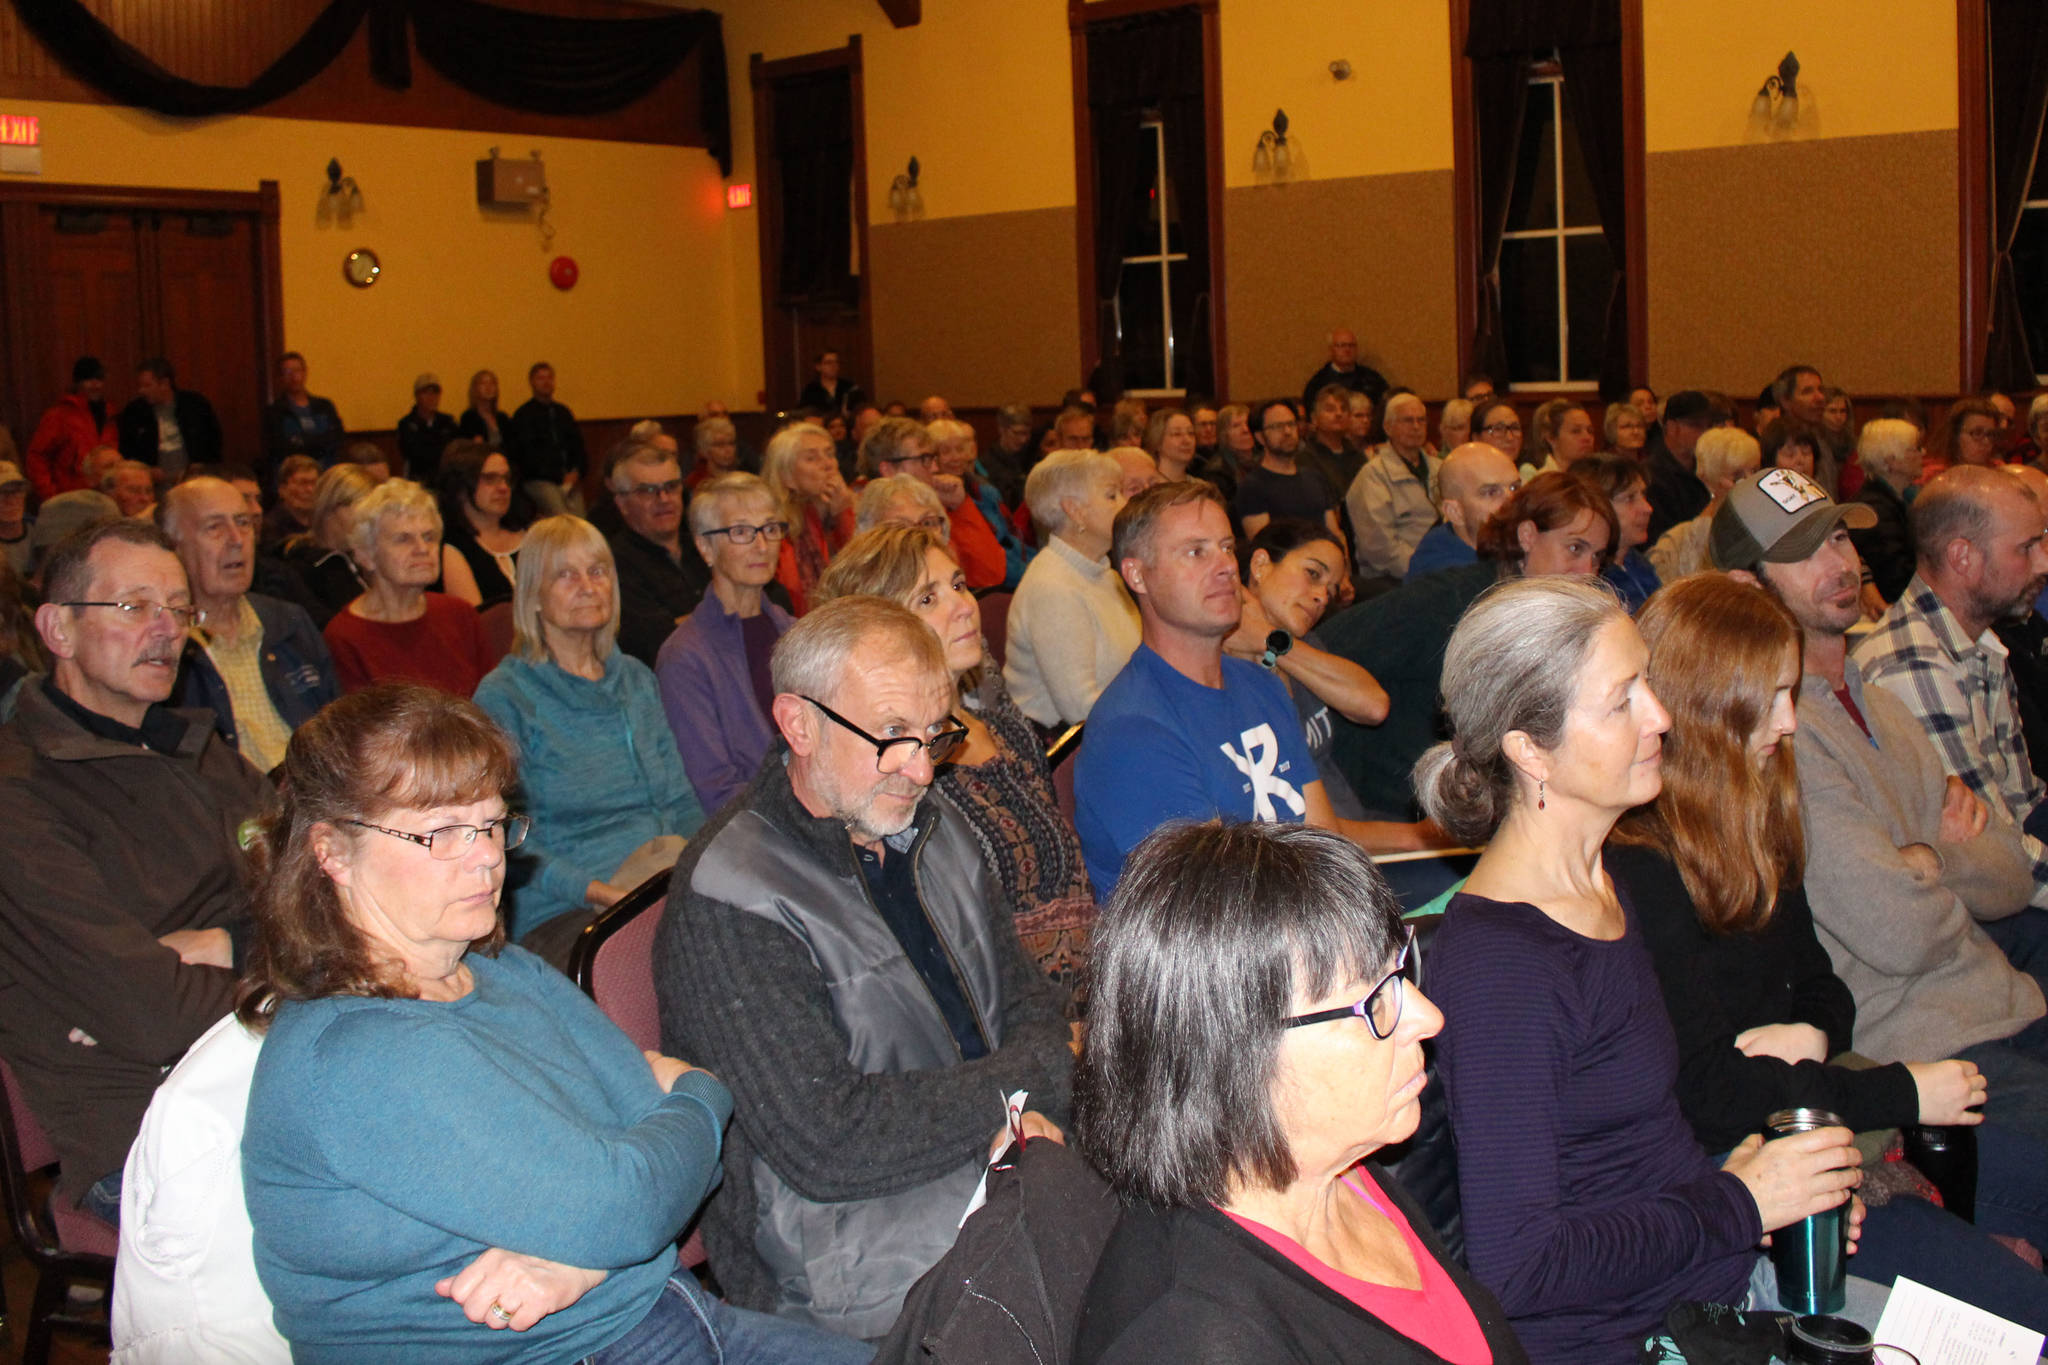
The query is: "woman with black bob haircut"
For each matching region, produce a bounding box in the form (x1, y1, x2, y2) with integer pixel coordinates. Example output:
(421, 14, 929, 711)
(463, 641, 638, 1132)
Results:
(1072, 821, 1524, 1364)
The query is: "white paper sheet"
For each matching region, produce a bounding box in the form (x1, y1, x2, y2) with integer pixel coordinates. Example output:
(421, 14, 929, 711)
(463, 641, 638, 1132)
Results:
(1871, 1276, 2045, 1365)
(958, 1089, 1029, 1228)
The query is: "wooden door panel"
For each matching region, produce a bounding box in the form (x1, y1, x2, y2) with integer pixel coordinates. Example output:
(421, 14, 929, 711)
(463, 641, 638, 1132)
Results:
(154, 213, 263, 466)
(35, 206, 142, 422)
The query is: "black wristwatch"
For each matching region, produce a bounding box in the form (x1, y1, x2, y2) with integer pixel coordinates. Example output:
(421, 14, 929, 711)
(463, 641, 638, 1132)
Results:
(1259, 629, 1294, 670)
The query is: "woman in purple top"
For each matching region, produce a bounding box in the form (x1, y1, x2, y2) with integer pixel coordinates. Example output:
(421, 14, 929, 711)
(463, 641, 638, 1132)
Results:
(1413, 578, 1866, 1365)
(655, 473, 793, 816)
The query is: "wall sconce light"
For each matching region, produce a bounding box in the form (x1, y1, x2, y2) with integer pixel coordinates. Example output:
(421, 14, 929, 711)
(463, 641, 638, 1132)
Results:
(887, 156, 922, 217)
(317, 158, 364, 226)
(1252, 110, 1290, 177)
(1748, 52, 1801, 138)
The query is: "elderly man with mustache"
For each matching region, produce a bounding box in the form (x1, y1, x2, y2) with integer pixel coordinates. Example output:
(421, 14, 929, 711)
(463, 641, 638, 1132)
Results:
(0, 517, 271, 1228)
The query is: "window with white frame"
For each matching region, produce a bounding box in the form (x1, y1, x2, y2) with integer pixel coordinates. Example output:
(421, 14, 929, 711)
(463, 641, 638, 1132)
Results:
(1499, 62, 1611, 390)
(2014, 150, 2048, 383)
(1114, 117, 1192, 396)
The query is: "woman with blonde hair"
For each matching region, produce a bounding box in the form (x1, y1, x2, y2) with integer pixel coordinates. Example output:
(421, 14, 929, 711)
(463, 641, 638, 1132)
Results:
(456, 369, 506, 452)
(322, 479, 492, 695)
(1603, 401, 1647, 457)
(1646, 427, 1760, 581)
(282, 463, 379, 626)
(474, 516, 702, 966)
(1199, 402, 1258, 503)
(819, 524, 1096, 1007)
(1142, 407, 1198, 482)
(759, 420, 853, 615)
(1612, 573, 2048, 1332)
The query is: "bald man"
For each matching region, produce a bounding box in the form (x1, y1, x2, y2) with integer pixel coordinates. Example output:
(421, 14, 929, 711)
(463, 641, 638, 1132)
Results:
(1301, 327, 1388, 411)
(1345, 392, 1441, 584)
(163, 477, 336, 775)
(1404, 443, 1522, 582)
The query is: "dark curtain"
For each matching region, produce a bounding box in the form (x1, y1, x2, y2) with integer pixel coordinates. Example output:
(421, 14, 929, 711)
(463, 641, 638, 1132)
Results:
(772, 68, 855, 306)
(13, 0, 382, 116)
(1983, 0, 2048, 391)
(11, 0, 732, 174)
(1465, 0, 1624, 390)
(1560, 39, 1629, 399)
(1086, 8, 1212, 397)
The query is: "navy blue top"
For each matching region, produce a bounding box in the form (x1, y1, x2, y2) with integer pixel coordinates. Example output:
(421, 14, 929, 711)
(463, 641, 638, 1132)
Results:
(858, 838, 986, 1060)
(1601, 550, 1662, 614)
(1429, 888, 1761, 1365)
(1074, 644, 1315, 896)
(1404, 522, 1477, 582)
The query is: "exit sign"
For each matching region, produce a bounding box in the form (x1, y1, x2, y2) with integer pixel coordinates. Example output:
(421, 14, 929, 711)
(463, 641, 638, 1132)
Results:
(726, 183, 753, 210)
(0, 113, 41, 174)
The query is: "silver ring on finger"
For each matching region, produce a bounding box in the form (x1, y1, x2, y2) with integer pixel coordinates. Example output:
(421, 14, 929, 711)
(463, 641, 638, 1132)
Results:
(487, 1301, 514, 1325)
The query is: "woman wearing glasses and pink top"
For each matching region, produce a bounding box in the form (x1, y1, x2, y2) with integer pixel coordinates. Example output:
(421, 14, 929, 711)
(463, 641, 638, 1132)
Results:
(1072, 822, 1523, 1364)
(655, 473, 795, 816)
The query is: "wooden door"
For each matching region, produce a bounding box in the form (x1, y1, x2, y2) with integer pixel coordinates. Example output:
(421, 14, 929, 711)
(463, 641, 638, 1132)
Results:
(0, 182, 280, 469)
(152, 211, 265, 466)
(35, 205, 144, 419)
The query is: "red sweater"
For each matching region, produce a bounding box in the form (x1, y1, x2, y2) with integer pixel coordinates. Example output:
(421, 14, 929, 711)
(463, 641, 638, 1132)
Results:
(25, 394, 118, 500)
(948, 499, 1008, 590)
(323, 592, 494, 697)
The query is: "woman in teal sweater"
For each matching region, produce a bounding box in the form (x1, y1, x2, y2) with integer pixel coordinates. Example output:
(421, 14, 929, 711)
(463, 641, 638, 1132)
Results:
(474, 516, 703, 967)
(239, 684, 867, 1364)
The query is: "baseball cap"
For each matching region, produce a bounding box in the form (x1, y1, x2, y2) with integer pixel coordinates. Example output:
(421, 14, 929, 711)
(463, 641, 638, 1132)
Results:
(0, 461, 25, 492)
(413, 373, 441, 394)
(29, 490, 120, 553)
(1710, 468, 1876, 573)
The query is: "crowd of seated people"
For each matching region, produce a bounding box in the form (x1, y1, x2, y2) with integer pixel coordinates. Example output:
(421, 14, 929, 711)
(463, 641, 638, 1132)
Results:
(11, 335, 2048, 1362)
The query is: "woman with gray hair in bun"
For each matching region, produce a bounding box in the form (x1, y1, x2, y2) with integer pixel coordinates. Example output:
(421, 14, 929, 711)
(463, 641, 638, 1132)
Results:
(322, 479, 492, 696)
(1001, 449, 1136, 730)
(1417, 577, 1869, 1363)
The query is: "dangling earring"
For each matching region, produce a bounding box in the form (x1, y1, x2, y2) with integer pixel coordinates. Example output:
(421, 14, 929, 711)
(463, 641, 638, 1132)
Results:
(1537, 779, 1546, 811)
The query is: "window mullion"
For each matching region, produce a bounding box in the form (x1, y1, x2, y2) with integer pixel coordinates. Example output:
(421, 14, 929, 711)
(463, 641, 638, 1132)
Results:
(1552, 80, 1569, 384)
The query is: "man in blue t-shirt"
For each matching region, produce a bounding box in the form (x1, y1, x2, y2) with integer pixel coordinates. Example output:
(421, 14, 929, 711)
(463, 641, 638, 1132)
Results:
(1074, 480, 1351, 895)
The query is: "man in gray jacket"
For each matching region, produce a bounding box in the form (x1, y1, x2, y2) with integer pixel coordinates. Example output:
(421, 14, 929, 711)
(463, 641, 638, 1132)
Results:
(1715, 469, 2048, 1142)
(654, 595, 1075, 1341)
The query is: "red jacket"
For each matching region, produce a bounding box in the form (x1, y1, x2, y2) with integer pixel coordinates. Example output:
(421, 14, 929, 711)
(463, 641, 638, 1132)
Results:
(25, 394, 117, 500)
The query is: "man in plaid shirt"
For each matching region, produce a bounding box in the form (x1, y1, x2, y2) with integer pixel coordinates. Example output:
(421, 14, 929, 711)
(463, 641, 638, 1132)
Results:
(1855, 467, 2048, 908)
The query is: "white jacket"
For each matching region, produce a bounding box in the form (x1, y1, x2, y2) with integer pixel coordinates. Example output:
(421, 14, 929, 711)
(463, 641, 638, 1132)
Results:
(112, 1013, 288, 1365)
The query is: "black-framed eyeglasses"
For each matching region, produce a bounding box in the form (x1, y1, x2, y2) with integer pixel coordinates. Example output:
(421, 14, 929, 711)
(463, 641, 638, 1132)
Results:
(60, 600, 198, 630)
(623, 478, 685, 499)
(1282, 924, 1414, 1040)
(1482, 422, 1523, 436)
(803, 696, 969, 773)
(702, 520, 790, 545)
(343, 814, 531, 861)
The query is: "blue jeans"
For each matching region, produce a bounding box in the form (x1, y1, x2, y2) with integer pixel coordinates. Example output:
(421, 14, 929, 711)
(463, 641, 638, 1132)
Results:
(81, 1169, 121, 1228)
(1956, 1036, 2048, 1145)
(1981, 907, 2048, 1009)
(585, 1272, 872, 1365)
(1852, 1192, 2048, 1334)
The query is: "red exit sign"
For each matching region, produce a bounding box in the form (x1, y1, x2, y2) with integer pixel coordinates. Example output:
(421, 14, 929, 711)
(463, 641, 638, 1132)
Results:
(0, 115, 38, 147)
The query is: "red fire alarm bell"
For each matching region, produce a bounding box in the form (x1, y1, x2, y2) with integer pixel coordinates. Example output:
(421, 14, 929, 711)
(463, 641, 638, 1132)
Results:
(549, 256, 579, 290)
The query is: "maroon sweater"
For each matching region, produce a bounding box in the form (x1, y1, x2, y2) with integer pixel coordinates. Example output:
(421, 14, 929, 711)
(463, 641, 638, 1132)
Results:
(323, 592, 492, 697)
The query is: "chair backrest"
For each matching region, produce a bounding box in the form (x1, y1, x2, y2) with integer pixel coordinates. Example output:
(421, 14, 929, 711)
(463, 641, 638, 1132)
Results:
(977, 592, 1013, 671)
(1378, 911, 1463, 1262)
(569, 870, 672, 1054)
(478, 600, 516, 668)
(0, 1055, 117, 1262)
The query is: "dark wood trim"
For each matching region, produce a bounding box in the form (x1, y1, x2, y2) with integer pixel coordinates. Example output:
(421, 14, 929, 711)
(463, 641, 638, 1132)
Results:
(1619, 0, 1648, 390)
(876, 0, 921, 28)
(750, 38, 869, 411)
(1448, 0, 1478, 384)
(0, 182, 267, 213)
(1200, 0, 1227, 397)
(1068, 0, 1223, 394)
(1957, 0, 1991, 393)
(0, 201, 39, 440)
(849, 35, 875, 408)
(256, 180, 285, 405)
(1069, 3, 1098, 383)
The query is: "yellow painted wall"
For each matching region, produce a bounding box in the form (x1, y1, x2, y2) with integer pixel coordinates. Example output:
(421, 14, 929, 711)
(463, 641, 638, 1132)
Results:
(1217, 0, 1454, 186)
(5, 98, 738, 423)
(1643, 1, 1958, 152)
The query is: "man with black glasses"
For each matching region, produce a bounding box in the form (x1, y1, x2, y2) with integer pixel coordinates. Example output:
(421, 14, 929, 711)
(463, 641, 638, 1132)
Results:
(655, 595, 1074, 1340)
(0, 518, 269, 1227)
(1234, 398, 1341, 541)
(606, 441, 710, 664)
